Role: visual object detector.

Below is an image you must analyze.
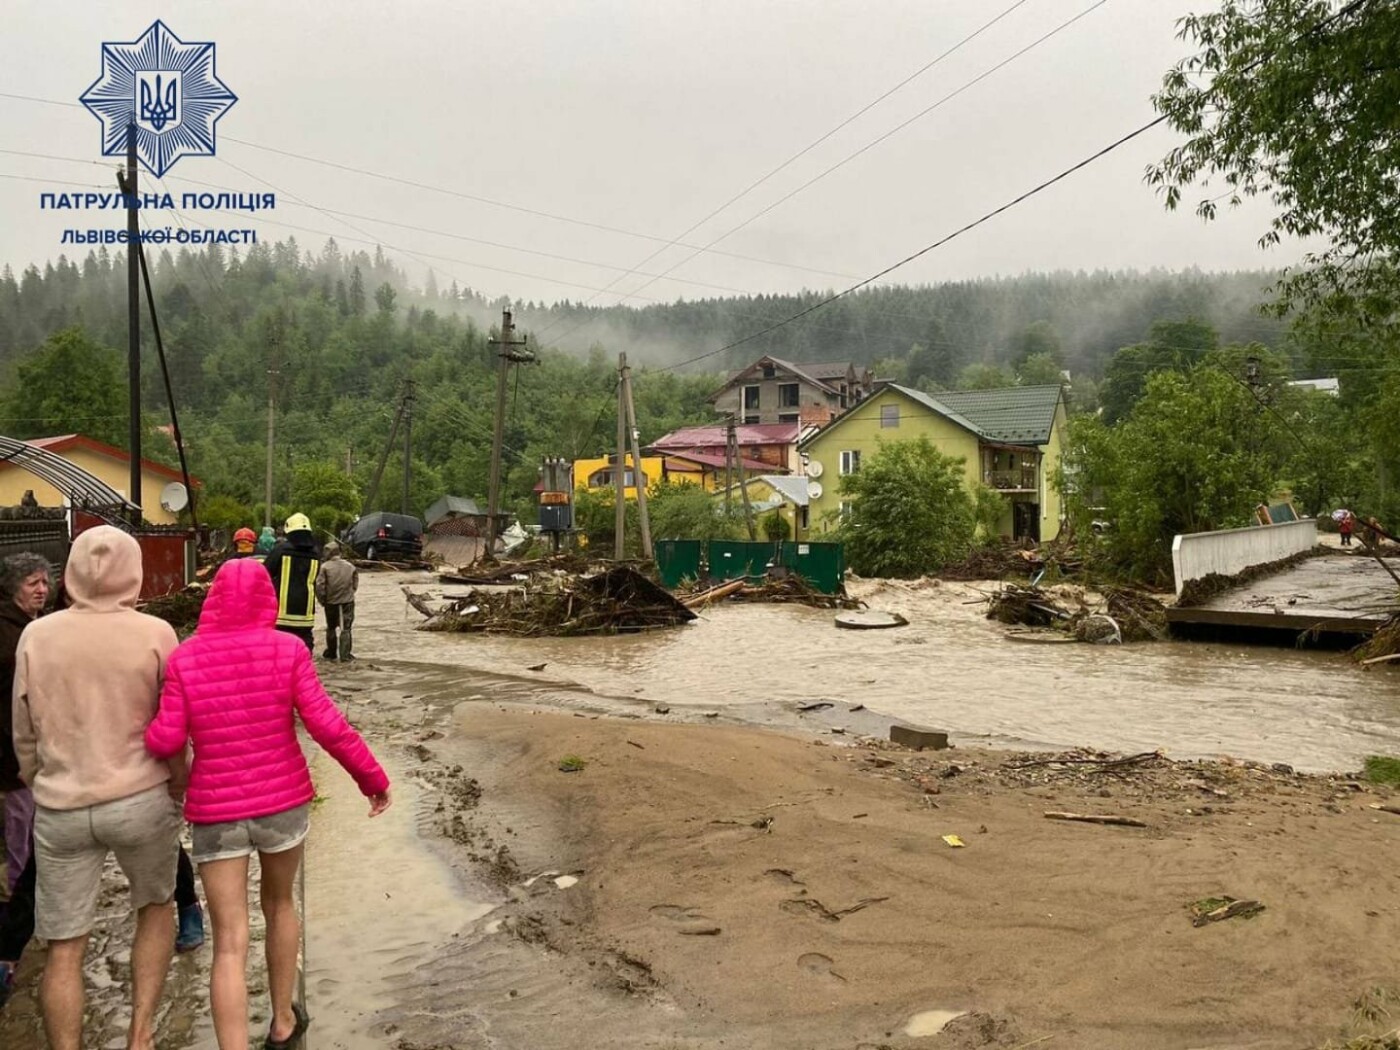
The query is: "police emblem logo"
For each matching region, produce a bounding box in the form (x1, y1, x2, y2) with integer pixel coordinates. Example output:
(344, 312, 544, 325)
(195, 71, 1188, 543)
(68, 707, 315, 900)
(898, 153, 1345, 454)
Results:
(80, 20, 236, 178)
(136, 71, 181, 133)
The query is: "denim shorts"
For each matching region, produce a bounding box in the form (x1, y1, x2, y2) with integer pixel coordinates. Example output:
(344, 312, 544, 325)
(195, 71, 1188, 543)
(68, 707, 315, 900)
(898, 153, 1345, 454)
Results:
(191, 804, 310, 865)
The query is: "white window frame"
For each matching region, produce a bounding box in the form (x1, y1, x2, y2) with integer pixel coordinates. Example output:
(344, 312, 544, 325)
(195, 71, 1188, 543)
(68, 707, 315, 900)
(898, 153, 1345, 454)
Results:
(743, 384, 761, 410)
(839, 449, 861, 475)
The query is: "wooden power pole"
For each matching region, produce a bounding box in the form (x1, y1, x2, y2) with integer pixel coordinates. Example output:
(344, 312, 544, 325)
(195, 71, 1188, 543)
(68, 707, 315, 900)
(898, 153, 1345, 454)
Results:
(487, 309, 529, 553)
(615, 354, 627, 559)
(264, 366, 278, 527)
(401, 378, 415, 515)
(620, 356, 652, 559)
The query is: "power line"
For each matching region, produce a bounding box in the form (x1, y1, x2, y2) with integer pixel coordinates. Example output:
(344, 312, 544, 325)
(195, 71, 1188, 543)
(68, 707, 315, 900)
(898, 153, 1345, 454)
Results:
(531, 0, 1039, 339)
(657, 114, 1172, 375)
(536, 0, 1114, 350)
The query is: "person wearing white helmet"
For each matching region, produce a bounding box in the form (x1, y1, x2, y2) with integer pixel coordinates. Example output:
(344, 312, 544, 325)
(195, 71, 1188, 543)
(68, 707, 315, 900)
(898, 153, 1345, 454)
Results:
(261, 513, 322, 651)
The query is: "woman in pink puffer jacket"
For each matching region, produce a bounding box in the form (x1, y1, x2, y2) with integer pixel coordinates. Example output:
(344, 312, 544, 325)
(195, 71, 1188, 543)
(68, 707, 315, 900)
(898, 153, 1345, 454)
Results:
(146, 558, 390, 1050)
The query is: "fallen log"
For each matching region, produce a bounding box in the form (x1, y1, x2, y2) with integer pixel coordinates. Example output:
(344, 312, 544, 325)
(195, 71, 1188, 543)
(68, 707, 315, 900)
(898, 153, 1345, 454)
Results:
(402, 587, 439, 619)
(683, 579, 746, 609)
(1044, 811, 1148, 828)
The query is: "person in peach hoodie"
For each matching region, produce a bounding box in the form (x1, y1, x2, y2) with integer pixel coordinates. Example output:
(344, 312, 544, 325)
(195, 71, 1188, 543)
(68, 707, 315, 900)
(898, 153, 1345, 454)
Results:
(12, 526, 183, 1050)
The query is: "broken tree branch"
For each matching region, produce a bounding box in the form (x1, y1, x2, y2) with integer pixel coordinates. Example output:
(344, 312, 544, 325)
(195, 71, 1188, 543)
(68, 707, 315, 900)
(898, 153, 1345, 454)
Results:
(1044, 811, 1148, 828)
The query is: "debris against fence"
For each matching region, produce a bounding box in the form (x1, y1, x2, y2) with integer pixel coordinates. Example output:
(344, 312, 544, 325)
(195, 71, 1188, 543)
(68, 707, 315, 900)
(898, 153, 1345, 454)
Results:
(418, 565, 696, 636)
(681, 574, 863, 611)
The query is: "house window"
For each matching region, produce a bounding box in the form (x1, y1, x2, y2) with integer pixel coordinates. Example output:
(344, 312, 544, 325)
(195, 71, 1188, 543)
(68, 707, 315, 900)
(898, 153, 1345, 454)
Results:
(800, 506, 810, 529)
(762, 363, 776, 379)
(743, 385, 760, 410)
(743, 414, 760, 425)
(880, 403, 899, 428)
(778, 383, 800, 408)
(839, 383, 848, 409)
(778, 412, 799, 424)
(840, 450, 861, 475)
(839, 500, 853, 518)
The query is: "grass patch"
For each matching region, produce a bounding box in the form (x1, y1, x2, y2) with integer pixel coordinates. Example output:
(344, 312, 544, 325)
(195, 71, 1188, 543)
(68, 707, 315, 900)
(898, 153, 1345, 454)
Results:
(1364, 756, 1400, 787)
(557, 755, 587, 773)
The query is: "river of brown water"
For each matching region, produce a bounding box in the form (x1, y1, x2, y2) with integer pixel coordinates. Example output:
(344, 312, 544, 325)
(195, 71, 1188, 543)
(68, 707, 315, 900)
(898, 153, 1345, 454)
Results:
(359, 572, 1400, 772)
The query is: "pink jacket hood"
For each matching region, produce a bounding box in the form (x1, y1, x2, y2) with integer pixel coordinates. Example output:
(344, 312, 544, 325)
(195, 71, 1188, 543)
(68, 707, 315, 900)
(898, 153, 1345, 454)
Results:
(200, 558, 278, 632)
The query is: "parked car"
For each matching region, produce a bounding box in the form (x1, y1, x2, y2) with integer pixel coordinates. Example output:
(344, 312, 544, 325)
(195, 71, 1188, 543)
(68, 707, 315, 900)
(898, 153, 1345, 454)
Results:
(341, 512, 424, 561)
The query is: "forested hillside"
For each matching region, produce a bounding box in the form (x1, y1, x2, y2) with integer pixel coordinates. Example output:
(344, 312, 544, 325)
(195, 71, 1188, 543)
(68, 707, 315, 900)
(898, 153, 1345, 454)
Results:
(0, 236, 1316, 525)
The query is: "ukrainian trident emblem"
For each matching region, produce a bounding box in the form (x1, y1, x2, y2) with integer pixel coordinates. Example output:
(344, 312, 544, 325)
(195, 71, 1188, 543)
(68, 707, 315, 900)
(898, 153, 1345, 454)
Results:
(80, 21, 236, 177)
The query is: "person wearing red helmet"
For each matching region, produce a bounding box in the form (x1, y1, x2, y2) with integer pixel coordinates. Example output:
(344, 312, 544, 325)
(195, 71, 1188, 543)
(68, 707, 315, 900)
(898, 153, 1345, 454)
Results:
(231, 528, 258, 559)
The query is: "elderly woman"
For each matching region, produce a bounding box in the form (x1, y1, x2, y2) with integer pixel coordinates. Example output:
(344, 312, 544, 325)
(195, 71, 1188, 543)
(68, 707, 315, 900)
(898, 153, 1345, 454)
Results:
(0, 551, 49, 1005)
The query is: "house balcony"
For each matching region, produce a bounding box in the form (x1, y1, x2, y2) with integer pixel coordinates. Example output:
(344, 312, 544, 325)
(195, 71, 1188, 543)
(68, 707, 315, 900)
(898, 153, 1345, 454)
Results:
(982, 467, 1038, 493)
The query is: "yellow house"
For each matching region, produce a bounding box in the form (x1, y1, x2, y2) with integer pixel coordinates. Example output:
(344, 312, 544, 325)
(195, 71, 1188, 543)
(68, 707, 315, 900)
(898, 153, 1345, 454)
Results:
(799, 384, 1068, 542)
(0, 434, 197, 525)
(572, 454, 666, 501)
(572, 450, 769, 499)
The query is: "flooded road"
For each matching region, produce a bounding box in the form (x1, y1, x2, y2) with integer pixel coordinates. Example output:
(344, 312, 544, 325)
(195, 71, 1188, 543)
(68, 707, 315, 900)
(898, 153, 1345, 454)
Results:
(363, 572, 1400, 772)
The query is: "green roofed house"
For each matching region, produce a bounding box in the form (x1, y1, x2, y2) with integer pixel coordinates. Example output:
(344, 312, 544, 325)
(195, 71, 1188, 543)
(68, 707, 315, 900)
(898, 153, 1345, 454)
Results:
(798, 383, 1068, 542)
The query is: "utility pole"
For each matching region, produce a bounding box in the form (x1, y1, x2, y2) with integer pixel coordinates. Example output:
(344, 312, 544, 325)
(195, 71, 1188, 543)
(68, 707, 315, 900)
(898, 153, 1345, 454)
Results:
(726, 417, 755, 539)
(724, 415, 735, 521)
(401, 378, 415, 515)
(620, 357, 652, 559)
(124, 124, 142, 516)
(615, 354, 627, 559)
(487, 309, 529, 554)
(264, 366, 278, 528)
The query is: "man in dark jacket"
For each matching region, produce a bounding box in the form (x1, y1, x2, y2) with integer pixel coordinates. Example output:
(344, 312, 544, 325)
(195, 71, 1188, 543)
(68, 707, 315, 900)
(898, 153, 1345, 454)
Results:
(0, 552, 50, 1007)
(263, 512, 321, 651)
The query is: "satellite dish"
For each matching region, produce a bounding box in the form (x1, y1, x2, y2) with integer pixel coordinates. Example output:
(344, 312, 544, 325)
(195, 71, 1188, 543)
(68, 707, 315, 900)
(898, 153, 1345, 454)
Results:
(807, 480, 824, 501)
(159, 482, 189, 513)
(807, 459, 824, 478)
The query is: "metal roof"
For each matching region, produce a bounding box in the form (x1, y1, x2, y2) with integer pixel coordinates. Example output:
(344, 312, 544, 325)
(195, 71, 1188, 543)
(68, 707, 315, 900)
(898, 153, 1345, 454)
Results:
(424, 495, 484, 526)
(0, 436, 134, 510)
(651, 422, 801, 448)
(760, 474, 811, 507)
(923, 385, 1064, 445)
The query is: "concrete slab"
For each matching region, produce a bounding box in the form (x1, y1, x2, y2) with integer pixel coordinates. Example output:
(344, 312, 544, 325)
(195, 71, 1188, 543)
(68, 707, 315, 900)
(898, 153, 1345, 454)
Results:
(1166, 552, 1398, 634)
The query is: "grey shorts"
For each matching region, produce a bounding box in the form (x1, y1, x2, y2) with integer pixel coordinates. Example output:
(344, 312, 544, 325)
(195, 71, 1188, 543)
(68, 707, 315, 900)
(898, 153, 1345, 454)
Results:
(191, 804, 310, 865)
(34, 783, 182, 941)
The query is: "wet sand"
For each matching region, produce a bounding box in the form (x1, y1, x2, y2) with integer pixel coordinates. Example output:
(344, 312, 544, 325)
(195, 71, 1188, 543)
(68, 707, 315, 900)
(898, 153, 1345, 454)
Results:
(2, 571, 1398, 1048)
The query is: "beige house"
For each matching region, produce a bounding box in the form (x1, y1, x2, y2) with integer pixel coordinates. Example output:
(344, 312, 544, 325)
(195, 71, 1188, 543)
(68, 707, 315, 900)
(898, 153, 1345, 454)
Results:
(0, 434, 196, 525)
(710, 356, 873, 427)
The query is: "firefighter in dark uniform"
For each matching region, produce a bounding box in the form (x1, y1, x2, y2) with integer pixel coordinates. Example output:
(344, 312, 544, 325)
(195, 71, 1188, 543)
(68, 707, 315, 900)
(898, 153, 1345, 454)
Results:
(262, 512, 321, 651)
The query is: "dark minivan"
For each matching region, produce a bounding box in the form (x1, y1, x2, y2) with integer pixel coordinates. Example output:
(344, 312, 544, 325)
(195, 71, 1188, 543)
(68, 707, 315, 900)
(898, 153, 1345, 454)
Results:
(341, 512, 424, 561)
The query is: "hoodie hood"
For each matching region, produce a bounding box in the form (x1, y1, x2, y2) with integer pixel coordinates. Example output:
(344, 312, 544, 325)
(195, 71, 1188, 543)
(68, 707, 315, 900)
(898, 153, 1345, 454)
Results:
(256, 527, 277, 554)
(64, 526, 143, 612)
(199, 557, 278, 632)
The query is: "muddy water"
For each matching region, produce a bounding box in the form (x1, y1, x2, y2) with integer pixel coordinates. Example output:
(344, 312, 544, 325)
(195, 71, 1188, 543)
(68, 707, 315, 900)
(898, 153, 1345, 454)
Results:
(365, 572, 1400, 772)
(179, 751, 495, 1049)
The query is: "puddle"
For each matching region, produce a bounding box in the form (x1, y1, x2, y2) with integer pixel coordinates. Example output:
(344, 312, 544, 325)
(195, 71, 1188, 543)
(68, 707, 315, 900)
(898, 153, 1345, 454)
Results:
(181, 752, 494, 1049)
(904, 1008, 967, 1036)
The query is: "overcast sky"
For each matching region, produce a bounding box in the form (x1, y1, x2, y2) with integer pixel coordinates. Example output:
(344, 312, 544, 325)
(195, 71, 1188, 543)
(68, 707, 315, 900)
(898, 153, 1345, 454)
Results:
(1, 0, 1296, 308)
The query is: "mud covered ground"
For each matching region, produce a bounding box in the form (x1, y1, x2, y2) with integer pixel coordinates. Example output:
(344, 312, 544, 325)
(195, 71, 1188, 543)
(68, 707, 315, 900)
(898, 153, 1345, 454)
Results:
(3, 593, 1400, 1047)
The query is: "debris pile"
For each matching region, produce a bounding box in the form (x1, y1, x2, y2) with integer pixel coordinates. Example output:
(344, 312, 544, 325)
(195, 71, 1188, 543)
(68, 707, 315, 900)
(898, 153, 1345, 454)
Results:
(987, 585, 1077, 627)
(439, 553, 593, 586)
(139, 584, 207, 633)
(680, 574, 863, 611)
(987, 584, 1167, 644)
(418, 565, 696, 637)
(1102, 587, 1170, 642)
(939, 543, 1035, 581)
(1355, 614, 1400, 664)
